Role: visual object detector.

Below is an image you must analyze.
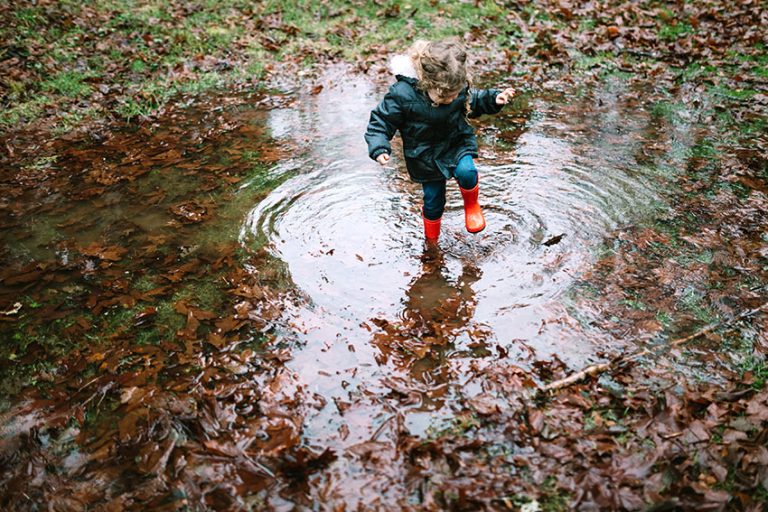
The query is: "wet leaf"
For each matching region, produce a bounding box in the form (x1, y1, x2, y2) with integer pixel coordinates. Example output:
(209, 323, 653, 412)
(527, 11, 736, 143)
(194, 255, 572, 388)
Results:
(170, 201, 210, 223)
(80, 242, 128, 261)
(542, 234, 565, 246)
(469, 393, 502, 416)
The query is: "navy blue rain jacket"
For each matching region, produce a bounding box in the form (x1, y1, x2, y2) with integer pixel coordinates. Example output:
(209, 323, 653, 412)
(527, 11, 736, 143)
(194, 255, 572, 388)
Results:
(364, 75, 502, 183)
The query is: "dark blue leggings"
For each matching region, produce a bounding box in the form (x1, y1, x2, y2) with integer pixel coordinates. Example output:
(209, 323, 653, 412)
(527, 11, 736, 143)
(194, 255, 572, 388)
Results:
(422, 155, 478, 220)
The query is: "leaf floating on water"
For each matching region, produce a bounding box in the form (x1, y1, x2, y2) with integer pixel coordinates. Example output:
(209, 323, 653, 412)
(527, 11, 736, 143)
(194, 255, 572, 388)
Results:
(80, 241, 128, 261)
(279, 447, 337, 481)
(468, 393, 502, 416)
(542, 233, 565, 246)
(170, 201, 210, 223)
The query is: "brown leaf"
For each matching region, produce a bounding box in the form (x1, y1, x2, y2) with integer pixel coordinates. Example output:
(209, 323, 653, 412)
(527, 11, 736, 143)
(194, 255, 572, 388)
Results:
(207, 332, 226, 348)
(138, 435, 177, 475)
(81, 242, 128, 261)
(606, 26, 621, 39)
(721, 429, 748, 443)
(469, 393, 502, 416)
(118, 408, 147, 443)
(170, 201, 210, 223)
(215, 315, 243, 334)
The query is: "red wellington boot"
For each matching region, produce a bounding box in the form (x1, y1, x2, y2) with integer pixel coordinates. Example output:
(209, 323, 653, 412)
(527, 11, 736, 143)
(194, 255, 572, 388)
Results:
(459, 179, 486, 233)
(422, 210, 442, 242)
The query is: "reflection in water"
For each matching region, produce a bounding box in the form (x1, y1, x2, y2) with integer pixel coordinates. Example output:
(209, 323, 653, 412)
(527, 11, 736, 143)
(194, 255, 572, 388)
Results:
(372, 247, 488, 410)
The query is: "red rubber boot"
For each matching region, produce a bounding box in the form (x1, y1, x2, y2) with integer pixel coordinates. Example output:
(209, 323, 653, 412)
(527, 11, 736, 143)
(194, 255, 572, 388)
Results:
(459, 178, 486, 233)
(422, 210, 441, 242)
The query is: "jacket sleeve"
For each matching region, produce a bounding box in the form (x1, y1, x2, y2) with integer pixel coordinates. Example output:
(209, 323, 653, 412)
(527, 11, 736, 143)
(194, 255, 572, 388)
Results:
(468, 88, 503, 118)
(365, 85, 405, 160)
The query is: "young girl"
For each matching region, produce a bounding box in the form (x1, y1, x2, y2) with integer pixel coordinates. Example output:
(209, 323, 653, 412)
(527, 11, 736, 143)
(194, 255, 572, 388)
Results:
(364, 39, 515, 242)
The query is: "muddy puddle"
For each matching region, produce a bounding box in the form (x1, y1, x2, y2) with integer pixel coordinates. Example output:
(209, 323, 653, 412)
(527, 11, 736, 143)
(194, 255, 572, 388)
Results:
(0, 65, 705, 507)
(239, 67, 691, 448)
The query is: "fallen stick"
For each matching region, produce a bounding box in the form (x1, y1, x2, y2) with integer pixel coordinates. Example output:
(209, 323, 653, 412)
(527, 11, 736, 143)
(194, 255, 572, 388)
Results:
(507, 10, 532, 38)
(541, 302, 768, 393)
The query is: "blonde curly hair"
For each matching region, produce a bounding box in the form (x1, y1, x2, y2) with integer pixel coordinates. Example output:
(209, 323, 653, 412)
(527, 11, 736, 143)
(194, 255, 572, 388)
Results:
(409, 38, 473, 114)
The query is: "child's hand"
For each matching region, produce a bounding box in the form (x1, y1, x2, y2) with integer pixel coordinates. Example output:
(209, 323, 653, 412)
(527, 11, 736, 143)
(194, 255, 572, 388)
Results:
(376, 153, 391, 166)
(495, 88, 516, 105)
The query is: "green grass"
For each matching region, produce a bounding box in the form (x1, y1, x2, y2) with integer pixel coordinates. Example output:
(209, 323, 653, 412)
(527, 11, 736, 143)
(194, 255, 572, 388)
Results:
(677, 287, 716, 324)
(724, 327, 768, 391)
(52, 106, 102, 136)
(116, 97, 157, 120)
(3, 0, 759, 146)
(674, 249, 714, 266)
(537, 477, 571, 512)
(0, 97, 48, 128)
(658, 21, 694, 41)
(42, 70, 96, 98)
(649, 100, 686, 124)
(710, 85, 759, 101)
(620, 294, 648, 311)
(738, 117, 768, 137)
(687, 139, 718, 160)
(655, 8, 695, 41)
(116, 72, 228, 119)
(677, 62, 719, 81)
(752, 65, 768, 78)
(740, 355, 768, 390)
(426, 412, 480, 439)
(573, 51, 616, 71)
(166, 278, 226, 317)
(655, 310, 673, 329)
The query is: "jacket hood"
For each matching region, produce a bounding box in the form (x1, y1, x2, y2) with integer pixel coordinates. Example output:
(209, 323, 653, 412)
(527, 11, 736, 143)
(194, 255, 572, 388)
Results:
(389, 54, 418, 84)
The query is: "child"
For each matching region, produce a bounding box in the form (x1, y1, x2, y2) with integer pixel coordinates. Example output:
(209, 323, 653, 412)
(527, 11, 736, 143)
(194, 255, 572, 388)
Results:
(364, 39, 515, 242)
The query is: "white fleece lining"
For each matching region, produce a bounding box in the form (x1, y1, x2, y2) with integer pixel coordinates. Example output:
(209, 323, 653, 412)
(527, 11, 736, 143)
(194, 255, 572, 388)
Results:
(389, 54, 418, 78)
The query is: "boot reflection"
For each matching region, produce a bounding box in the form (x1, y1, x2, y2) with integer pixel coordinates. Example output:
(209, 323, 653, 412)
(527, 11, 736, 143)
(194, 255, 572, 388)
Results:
(371, 245, 487, 410)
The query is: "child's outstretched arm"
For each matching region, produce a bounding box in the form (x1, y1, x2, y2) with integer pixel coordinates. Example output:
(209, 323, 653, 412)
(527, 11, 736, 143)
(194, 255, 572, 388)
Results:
(468, 87, 516, 118)
(365, 85, 405, 166)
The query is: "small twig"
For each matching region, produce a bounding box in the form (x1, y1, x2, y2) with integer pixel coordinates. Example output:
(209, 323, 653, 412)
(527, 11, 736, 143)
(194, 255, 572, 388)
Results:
(507, 9, 532, 39)
(542, 302, 768, 393)
(542, 362, 612, 392)
(370, 414, 396, 442)
(242, 452, 275, 478)
(618, 48, 660, 59)
(0, 302, 22, 315)
(77, 376, 102, 393)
